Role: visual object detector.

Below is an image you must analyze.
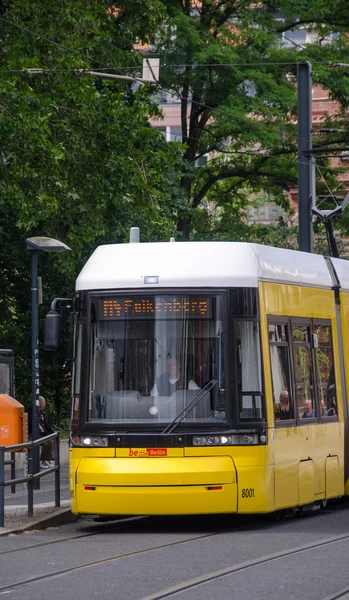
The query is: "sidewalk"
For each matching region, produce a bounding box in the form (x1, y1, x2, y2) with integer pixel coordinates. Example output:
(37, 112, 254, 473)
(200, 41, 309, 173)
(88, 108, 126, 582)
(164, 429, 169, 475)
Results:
(1, 463, 75, 536)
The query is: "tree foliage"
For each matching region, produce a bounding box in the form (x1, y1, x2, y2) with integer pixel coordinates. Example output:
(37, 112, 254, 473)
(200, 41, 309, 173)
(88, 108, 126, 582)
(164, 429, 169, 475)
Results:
(151, 0, 349, 238)
(0, 0, 184, 417)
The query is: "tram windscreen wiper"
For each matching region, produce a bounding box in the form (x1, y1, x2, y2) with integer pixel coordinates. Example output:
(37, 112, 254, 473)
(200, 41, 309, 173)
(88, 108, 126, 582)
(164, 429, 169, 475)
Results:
(161, 379, 217, 435)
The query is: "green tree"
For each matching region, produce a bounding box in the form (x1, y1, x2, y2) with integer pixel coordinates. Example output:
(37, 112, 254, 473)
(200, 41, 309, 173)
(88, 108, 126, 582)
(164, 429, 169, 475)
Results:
(149, 0, 349, 239)
(0, 0, 185, 419)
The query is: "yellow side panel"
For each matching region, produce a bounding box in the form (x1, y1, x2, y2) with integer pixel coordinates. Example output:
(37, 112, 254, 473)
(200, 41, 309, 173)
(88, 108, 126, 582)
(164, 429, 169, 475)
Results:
(259, 281, 346, 505)
(259, 283, 335, 319)
(299, 460, 314, 505)
(237, 466, 275, 513)
(325, 456, 341, 499)
(76, 483, 237, 516)
(274, 426, 299, 510)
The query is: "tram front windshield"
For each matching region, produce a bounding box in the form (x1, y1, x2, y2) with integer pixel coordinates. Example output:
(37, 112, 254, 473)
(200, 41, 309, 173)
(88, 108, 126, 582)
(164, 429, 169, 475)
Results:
(88, 294, 226, 424)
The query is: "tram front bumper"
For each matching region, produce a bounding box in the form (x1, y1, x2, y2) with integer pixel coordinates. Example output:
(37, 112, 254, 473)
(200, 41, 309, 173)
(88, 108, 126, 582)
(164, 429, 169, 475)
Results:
(74, 456, 237, 515)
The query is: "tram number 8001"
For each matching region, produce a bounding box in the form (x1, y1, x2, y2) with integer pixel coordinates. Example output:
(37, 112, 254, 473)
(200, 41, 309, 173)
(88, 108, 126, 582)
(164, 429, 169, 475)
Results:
(241, 488, 254, 498)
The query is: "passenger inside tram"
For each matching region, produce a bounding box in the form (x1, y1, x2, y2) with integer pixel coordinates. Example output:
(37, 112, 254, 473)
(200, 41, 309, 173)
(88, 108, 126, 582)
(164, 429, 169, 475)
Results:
(302, 399, 315, 418)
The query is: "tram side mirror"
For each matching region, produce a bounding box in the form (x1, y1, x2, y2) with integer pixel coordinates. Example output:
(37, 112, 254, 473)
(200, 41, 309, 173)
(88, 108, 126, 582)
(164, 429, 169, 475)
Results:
(44, 309, 62, 350)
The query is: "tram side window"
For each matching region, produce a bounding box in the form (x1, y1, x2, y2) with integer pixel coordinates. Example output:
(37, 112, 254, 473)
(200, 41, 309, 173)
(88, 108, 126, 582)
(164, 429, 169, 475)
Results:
(236, 321, 264, 420)
(293, 324, 316, 419)
(314, 325, 337, 417)
(268, 323, 294, 421)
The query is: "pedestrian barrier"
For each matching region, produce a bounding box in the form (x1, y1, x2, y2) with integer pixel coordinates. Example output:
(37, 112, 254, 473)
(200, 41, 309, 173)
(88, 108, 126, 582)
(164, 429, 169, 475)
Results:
(0, 432, 60, 527)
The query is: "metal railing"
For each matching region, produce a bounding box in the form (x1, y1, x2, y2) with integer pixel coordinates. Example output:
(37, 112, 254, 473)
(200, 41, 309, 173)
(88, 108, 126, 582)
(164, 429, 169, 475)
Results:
(0, 432, 60, 528)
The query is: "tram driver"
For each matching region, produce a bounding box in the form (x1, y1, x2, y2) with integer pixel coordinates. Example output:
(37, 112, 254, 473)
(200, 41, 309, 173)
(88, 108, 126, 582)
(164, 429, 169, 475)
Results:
(150, 354, 200, 397)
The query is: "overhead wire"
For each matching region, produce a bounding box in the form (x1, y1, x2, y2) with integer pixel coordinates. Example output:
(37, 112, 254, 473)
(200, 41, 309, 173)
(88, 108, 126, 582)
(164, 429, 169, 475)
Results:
(0, 61, 339, 73)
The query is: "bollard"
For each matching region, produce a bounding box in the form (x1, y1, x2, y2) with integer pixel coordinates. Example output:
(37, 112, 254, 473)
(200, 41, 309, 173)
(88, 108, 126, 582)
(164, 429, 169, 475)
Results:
(0, 447, 4, 528)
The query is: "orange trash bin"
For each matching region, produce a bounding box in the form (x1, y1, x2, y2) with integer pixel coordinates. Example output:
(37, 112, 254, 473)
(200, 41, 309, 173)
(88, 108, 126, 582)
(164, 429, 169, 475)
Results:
(0, 394, 27, 447)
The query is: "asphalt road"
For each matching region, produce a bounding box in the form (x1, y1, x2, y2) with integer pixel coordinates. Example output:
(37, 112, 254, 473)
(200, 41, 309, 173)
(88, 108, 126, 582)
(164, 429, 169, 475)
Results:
(1, 502, 349, 600)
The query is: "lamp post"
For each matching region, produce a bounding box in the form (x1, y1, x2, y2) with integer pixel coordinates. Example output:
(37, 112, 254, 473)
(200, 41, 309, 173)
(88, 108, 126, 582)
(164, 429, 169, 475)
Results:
(26, 237, 71, 487)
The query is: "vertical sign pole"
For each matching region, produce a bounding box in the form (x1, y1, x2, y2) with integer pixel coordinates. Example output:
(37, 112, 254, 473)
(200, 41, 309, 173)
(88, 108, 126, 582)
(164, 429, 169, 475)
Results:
(30, 249, 40, 490)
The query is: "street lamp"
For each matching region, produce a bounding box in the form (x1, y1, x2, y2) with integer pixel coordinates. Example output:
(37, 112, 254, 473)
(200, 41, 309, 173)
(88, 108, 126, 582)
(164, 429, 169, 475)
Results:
(25, 237, 71, 487)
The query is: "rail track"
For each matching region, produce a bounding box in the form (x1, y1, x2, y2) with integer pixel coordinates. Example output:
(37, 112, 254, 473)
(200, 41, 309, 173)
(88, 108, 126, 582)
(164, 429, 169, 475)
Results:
(1, 521, 349, 598)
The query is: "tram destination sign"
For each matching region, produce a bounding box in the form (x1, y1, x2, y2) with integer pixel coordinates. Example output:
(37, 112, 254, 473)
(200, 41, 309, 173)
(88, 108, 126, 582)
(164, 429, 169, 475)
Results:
(98, 296, 213, 320)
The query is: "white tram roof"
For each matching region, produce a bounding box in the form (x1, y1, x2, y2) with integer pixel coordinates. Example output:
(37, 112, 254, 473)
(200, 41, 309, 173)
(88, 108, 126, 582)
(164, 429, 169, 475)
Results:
(76, 241, 334, 291)
(330, 257, 349, 292)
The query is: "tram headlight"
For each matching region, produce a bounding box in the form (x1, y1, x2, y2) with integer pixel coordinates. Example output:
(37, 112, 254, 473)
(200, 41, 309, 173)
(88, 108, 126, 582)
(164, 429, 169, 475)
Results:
(193, 436, 204, 446)
(70, 435, 108, 447)
(193, 435, 233, 446)
(234, 434, 258, 445)
(192, 433, 260, 446)
(91, 437, 108, 447)
(207, 436, 219, 445)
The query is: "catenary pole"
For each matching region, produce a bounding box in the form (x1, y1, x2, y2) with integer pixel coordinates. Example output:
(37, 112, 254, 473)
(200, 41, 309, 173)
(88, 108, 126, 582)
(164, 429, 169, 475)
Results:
(297, 61, 313, 253)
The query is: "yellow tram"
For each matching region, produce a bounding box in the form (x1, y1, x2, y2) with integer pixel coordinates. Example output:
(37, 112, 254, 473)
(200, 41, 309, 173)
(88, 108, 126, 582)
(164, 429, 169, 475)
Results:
(48, 240, 349, 516)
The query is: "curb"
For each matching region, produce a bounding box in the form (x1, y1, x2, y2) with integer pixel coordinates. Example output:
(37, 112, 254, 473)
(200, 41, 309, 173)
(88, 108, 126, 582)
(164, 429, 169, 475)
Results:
(0, 507, 78, 537)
